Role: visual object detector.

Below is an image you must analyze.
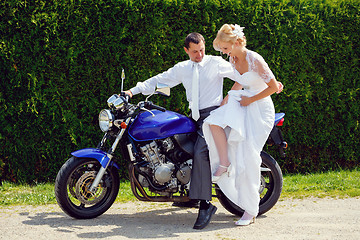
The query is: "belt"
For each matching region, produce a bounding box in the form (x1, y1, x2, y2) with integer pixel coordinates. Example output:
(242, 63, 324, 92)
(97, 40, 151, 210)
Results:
(199, 106, 219, 115)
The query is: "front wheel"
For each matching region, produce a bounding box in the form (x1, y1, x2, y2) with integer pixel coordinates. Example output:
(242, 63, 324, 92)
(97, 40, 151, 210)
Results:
(55, 157, 120, 219)
(215, 151, 283, 216)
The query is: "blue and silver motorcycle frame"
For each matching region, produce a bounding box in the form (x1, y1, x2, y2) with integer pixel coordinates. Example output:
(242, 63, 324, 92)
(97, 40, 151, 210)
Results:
(70, 105, 197, 193)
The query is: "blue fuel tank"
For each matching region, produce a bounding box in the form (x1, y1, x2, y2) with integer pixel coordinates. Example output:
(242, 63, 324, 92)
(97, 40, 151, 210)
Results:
(128, 110, 196, 142)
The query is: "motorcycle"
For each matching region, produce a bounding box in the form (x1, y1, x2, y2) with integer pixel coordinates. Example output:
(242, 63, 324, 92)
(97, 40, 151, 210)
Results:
(55, 71, 287, 219)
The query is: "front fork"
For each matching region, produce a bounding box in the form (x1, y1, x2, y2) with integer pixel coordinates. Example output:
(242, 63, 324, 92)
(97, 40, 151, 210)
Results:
(89, 154, 113, 192)
(89, 117, 131, 193)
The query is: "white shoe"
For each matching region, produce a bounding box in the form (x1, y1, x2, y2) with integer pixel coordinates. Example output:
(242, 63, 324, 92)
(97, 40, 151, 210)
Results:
(235, 217, 255, 226)
(212, 164, 232, 183)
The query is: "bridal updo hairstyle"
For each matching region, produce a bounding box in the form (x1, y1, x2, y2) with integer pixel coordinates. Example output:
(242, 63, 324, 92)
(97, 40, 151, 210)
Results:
(213, 24, 247, 51)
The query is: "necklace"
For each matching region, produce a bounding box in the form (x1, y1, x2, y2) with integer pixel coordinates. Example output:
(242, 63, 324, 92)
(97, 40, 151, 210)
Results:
(232, 50, 248, 74)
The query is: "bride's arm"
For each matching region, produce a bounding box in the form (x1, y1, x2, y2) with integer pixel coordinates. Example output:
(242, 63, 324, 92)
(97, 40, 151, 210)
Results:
(240, 55, 280, 106)
(240, 78, 279, 106)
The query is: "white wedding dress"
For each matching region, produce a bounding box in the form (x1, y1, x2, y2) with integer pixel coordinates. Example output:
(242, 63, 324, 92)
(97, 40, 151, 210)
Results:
(203, 50, 275, 217)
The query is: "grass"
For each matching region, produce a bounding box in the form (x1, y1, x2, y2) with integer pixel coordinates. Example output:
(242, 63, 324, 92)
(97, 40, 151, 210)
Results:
(280, 169, 360, 199)
(0, 169, 359, 206)
(0, 181, 135, 206)
(0, 181, 56, 206)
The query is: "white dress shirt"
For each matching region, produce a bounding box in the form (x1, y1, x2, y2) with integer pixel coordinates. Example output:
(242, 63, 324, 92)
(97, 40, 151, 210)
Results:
(130, 55, 237, 110)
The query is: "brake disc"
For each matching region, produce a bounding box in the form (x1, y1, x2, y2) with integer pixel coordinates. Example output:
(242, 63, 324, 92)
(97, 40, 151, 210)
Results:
(75, 171, 107, 205)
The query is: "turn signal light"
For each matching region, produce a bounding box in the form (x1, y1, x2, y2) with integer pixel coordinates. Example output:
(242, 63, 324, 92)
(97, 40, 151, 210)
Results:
(120, 122, 127, 129)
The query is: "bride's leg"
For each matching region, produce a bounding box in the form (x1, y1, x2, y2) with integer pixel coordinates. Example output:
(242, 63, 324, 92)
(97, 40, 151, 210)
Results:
(210, 125, 230, 176)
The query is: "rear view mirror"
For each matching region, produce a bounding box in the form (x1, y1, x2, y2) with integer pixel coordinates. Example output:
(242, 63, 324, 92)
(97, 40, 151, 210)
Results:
(155, 83, 170, 96)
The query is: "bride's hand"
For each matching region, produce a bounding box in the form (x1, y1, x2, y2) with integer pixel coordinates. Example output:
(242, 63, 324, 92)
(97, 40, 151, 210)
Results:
(239, 96, 253, 106)
(276, 82, 284, 94)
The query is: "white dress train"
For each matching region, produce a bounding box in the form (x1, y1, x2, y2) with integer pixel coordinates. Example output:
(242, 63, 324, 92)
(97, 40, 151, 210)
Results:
(202, 50, 276, 217)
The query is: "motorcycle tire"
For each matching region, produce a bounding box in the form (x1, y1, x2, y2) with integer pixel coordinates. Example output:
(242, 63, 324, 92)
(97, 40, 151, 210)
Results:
(215, 151, 283, 216)
(55, 157, 120, 219)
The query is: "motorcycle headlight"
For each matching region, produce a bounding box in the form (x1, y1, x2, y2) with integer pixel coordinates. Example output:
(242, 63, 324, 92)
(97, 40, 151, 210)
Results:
(99, 109, 114, 132)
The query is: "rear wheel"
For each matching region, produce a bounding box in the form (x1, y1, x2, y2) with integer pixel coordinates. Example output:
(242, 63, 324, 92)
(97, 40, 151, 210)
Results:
(55, 157, 120, 219)
(215, 151, 283, 216)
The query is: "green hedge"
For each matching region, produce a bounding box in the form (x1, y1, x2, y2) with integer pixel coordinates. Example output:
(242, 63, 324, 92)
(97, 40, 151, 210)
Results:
(0, 0, 359, 183)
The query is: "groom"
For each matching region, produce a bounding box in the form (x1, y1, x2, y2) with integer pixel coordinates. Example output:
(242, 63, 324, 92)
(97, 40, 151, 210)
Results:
(124, 32, 235, 229)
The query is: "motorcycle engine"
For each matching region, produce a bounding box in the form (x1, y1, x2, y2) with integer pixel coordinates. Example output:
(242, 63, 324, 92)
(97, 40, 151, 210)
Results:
(139, 138, 192, 187)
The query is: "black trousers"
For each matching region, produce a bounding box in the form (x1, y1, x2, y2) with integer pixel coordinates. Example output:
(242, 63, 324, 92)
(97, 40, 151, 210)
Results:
(189, 106, 218, 201)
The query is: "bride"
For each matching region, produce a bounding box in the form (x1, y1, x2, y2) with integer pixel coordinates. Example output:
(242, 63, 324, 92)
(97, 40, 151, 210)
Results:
(202, 24, 280, 226)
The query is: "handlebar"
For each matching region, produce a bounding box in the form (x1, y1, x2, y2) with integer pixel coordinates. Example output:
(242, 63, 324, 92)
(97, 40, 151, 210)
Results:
(118, 92, 166, 112)
(145, 101, 166, 112)
(120, 92, 131, 102)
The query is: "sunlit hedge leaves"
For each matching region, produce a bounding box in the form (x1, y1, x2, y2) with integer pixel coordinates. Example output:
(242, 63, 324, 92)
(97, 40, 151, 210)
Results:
(0, 0, 359, 183)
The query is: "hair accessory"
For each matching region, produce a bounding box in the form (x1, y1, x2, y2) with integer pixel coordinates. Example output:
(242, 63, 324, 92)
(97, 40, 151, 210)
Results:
(233, 24, 245, 38)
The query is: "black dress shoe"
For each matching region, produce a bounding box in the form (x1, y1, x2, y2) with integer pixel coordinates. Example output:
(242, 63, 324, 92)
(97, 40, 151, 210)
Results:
(193, 203, 217, 230)
(172, 199, 199, 208)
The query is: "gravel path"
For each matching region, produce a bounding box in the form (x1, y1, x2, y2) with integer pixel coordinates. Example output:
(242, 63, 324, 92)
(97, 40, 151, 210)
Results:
(1, 198, 359, 240)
